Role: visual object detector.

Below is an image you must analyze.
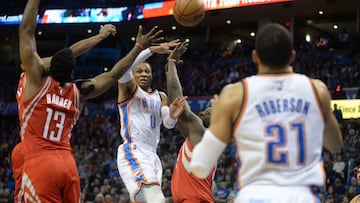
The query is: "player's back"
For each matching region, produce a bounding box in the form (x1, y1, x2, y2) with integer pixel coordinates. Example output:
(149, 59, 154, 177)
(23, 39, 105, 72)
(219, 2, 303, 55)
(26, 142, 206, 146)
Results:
(234, 73, 325, 188)
(18, 73, 80, 153)
(117, 87, 162, 151)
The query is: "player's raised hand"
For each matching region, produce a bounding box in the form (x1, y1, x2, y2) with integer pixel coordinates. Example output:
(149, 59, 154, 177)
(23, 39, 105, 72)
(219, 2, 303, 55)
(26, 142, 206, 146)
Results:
(169, 96, 188, 119)
(136, 25, 163, 49)
(150, 39, 181, 54)
(99, 24, 116, 38)
(168, 40, 189, 63)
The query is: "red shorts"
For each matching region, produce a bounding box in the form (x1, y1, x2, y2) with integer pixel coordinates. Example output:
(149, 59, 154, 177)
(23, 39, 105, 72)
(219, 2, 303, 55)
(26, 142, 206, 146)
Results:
(11, 143, 25, 202)
(20, 150, 80, 203)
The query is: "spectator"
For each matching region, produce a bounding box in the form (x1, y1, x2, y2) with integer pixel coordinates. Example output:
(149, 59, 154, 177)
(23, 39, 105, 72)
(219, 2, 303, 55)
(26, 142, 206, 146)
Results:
(342, 195, 350, 203)
(325, 186, 335, 200)
(333, 103, 343, 124)
(318, 192, 325, 203)
(333, 154, 346, 179)
(214, 181, 231, 202)
(104, 194, 113, 203)
(94, 193, 105, 203)
(347, 186, 357, 200)
(347, 176, 360, 194)
(109, 187, 119, 203)
(334, 178, 346, 196)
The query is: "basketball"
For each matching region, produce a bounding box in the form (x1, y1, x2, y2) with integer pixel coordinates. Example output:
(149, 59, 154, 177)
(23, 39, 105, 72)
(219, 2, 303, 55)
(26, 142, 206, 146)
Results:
(173, 0, 205, 27)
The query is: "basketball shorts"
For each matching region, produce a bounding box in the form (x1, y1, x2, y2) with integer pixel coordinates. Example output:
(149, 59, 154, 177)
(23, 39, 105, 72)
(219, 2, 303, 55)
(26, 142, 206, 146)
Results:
(19, 150, 80, 203)
(117, 143, 163, 202)
(11, 143, 25, 202)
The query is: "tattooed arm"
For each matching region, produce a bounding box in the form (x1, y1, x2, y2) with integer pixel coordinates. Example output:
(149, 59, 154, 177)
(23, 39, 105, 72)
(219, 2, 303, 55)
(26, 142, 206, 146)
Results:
(165, 41, 205, 146)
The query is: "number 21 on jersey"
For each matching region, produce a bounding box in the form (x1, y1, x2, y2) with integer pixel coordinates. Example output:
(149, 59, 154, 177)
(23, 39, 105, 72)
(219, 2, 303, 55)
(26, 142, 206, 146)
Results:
(266, 122, 305, 166)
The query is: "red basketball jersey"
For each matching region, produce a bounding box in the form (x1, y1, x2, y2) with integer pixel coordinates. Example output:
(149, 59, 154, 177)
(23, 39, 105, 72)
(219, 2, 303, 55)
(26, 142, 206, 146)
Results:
(17, 73, 80, 152)
(16, 72, 26, 140)
(171, 137, 215, 203)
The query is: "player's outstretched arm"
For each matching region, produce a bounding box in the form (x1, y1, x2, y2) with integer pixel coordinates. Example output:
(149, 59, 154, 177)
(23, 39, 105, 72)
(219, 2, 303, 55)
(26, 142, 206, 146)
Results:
(190, 83, 242, 178)
(41, 24, 117, 69)
(166, 41, 205, 145)
(125, 38, 180, 71)
(18, 0, 45, 87)
(166, 41, 188, 103)
(70, 24, 116, 57)
(161, 41, 188, 130)
(79, 25, 163, 101)
(313, 79, 343, 153)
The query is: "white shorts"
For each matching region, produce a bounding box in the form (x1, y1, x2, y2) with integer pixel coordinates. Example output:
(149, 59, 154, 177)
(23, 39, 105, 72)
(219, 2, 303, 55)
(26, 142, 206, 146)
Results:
(117, 143, 163, 202)
(236, 185, 320, 203)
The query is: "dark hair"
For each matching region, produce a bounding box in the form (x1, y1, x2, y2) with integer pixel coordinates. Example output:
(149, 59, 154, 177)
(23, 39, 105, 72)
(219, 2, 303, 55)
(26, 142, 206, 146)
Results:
(255, 23, 293, 68)
(50, 48, 75, 85)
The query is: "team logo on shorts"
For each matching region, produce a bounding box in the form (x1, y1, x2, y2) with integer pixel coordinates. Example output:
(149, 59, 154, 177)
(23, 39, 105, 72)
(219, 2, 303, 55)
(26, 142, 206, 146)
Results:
(132, 168, 143, 178)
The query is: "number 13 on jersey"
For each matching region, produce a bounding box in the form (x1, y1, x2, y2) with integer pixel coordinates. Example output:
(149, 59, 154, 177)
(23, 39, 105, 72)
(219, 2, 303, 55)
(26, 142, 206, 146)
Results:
(43, 107, 65, 142)
(266, 122, 305, 166)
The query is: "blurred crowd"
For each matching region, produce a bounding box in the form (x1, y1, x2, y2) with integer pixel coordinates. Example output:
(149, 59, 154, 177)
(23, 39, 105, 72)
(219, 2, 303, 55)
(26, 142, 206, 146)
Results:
(1, 110, 360, 203)
(0, 36, 359, 203)
(1, 38, 360, 103)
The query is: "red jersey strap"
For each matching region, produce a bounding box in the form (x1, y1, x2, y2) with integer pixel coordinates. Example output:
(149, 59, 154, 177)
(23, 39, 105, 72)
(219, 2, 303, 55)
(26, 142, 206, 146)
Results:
(185, 137, 194, 151)
(20, 76, 52, 139)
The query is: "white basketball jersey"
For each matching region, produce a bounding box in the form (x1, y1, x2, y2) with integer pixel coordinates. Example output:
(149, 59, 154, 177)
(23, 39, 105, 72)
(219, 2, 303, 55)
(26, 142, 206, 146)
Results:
(234, 73, 326, 189)
(118, 87, 162, 151)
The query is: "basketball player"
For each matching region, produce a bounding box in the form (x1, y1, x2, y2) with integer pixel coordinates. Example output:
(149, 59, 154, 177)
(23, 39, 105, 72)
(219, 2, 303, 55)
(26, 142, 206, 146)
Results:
(116, 43, 187, 202)
(17, 0, 162, 202)
(12, 23, 116, 202)
(166, 41, 215, 203)
(190, 23, 343, 203)
(350, 167, 360, 203)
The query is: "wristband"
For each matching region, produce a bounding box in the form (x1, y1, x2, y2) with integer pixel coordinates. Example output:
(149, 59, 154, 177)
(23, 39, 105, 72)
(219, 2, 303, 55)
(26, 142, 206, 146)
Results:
(167, 58, 177, 63)
(136, 43, 144, 49)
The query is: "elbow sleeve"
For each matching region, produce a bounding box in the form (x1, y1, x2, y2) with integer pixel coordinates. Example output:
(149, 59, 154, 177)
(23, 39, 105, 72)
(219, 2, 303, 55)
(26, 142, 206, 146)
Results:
(190, 129, 227, 179)
(118, 48, 152, 83)
(161, 106, 177, 129)
(118, 71, 133, 83)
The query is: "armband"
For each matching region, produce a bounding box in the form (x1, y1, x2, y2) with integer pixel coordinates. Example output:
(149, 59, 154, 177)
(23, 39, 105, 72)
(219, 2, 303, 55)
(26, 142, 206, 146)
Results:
(190, 129, 227, 179)
(118, 72, 133, 83)
(118, 48, 152, 84)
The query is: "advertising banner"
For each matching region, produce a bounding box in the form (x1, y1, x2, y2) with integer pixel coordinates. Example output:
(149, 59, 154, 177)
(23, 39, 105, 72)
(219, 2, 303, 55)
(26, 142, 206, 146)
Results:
(331, 99, 360, 119)
(1, 0, 292, 25)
